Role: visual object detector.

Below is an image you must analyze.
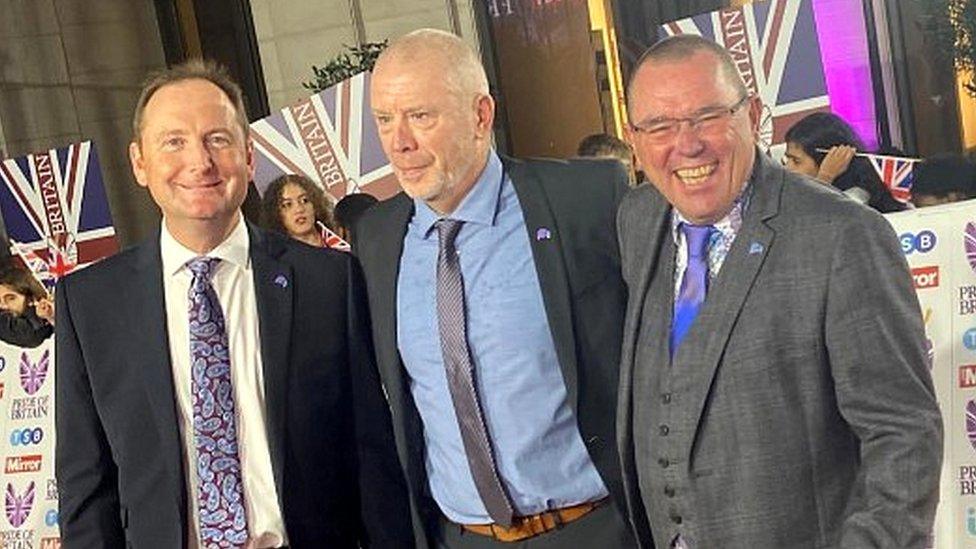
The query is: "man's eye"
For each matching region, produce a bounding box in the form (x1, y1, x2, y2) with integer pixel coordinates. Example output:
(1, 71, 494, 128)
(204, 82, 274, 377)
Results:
(410, 111, 430, 122)
(375, 115, 392, 126)
(207, 134, 232, 147)
(161, 137, 184, 150)
(646, 124, 675, 136)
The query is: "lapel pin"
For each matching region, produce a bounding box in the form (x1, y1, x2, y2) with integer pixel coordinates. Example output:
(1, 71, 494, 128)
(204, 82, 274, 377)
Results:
(536, 227, 552, 241)
(748, 242, 764, 255)
(273, 274, 288, 288)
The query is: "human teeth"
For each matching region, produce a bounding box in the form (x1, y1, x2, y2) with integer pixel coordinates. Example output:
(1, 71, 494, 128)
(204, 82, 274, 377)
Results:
(675, 164, 715, 183)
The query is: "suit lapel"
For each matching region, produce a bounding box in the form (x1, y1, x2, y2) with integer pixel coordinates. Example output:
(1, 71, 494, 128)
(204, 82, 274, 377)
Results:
(127, 233, 187, 520)
(505, 158, 581, 407)
(677, 154, 783, 454)
(369, 194, 414, 416)
(248, 226, 293, 497)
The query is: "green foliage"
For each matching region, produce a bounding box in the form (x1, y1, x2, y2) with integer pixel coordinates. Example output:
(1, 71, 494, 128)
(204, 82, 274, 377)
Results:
(925, 0, 976, 97)
(303, 41, 389, 93)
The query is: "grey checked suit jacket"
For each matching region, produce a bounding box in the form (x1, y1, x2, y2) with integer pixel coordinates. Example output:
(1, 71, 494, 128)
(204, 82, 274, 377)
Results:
(616, 151, 943, 548)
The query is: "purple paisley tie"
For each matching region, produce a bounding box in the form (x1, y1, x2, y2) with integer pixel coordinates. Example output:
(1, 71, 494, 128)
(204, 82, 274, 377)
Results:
(187, 257, 248, 548)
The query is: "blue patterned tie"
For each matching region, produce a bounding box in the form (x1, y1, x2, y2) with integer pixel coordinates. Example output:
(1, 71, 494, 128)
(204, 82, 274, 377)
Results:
(187, 257, 248, 548)
(671, 224, 713, 358)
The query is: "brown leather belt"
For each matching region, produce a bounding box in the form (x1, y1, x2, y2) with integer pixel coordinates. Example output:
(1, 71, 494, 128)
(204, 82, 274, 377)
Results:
(458, 498, 606, 542)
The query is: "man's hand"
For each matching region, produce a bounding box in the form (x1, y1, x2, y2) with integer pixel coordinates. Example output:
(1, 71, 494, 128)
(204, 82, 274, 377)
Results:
(816, 145, 856, 184)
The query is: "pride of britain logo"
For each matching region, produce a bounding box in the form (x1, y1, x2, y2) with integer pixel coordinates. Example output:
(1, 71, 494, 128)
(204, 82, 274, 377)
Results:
(4, 481, 35, 528)
(18, 350, 48, 396)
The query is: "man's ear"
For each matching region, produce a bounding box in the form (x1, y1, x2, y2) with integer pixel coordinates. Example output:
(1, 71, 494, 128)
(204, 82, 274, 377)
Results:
(245, 136, 256, 180)
(475, 94, 495, 138)
(129, 141, 148, 188)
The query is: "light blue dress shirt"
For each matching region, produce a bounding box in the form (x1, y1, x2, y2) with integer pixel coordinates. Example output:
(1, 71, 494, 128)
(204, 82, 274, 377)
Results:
(396, 151, 608, 523)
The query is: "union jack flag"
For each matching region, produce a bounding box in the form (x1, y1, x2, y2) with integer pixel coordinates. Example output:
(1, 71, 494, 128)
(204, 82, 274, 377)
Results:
(19, 349, 49, 395)
(661, 0, 831, 157)
(251, 72, 400, 203)
(865, 153, 917, 203)
(9, 239, 54, 293)
(317, 221, 351, 253)
(0, 141, 118, 282)
(4, 481, 34, 528)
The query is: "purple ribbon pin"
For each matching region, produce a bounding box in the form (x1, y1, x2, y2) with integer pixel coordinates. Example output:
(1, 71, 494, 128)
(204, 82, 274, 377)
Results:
(273, 274, 288, 288)
(536, 228, 552, 241)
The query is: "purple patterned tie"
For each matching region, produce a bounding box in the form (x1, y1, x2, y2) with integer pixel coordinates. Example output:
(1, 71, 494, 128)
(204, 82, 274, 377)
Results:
(671, 224, 713, 358)
(435, 218, 515, 527)
(187, 257, 248, 548)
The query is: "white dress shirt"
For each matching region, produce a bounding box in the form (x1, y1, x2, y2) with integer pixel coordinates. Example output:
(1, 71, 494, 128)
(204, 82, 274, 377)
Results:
(160, 215, 288, 548)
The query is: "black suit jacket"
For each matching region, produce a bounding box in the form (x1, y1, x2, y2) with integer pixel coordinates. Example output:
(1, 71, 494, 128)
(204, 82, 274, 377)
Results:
(355, 156, 641, 546)
(55, 223, 413, 548)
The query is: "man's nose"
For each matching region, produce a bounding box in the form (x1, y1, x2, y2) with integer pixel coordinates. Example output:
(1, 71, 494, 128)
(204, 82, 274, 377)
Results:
(186, 139, 216, 170)
(673, 121, 706, 156)
(392, 118, 418, 153)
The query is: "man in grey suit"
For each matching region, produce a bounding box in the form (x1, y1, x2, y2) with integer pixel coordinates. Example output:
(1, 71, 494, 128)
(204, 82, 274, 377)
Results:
(616, 35, 943, 548)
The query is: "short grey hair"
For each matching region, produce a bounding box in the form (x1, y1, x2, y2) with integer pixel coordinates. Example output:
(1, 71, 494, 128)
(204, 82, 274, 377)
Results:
(627, 35, 749, 104)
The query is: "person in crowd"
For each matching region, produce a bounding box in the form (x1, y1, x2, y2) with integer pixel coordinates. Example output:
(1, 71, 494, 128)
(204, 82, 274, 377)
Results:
(618, 34, 942, 547)
(577, 133, 638, 185)
(0, 261, 53, 347)
(55, 59, 413, 548)
(355, 29, 638, 548)
(261, 173, 337, 247)
(783, 111, 906, 213)
(334, 192, 378, 243)
(911, 153, 976, 207)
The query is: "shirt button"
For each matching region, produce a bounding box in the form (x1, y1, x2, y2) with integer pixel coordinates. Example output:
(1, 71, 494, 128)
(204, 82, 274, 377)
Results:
(670, 513, 683, 525)
(664, 485, 676, 498)
(661, 393, 672, 404)
(658, 457, 670, 468)
(659, 425, 670, 436)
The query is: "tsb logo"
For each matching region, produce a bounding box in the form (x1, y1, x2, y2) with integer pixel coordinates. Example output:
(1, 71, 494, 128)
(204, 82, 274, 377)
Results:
(911, 266, 940, 289)
(900, 230, 937, 255)
(9, 427, 43, 446)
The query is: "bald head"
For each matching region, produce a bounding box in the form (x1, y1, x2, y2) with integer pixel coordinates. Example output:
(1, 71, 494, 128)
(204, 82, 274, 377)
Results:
(374, 29, 488, 100)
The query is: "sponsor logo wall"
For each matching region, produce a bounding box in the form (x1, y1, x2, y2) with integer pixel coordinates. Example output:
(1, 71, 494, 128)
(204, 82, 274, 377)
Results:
(887, 199, 976, 548)
(0, 141, 115, 548)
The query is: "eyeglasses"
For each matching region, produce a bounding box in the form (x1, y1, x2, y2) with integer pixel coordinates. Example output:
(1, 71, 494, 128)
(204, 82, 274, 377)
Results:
(630, 95, 751, 144)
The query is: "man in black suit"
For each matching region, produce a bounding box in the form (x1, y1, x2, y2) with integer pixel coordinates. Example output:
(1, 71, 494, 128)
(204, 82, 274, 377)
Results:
(355, 29, 638, 548)
(55, 60, 413, 548)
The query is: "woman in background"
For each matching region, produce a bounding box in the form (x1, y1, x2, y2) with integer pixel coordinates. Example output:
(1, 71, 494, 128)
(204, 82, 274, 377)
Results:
(783, 112, 906, 213)
(0, 262, 53, 348)
(261, 174, 336, 247)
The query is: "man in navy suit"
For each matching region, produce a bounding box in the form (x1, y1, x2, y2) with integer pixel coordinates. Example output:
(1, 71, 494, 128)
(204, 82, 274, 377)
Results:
(55, 60, 412, 548)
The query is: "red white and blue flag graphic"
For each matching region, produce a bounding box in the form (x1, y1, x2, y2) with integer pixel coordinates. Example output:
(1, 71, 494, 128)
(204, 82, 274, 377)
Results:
(661, 0, 831, 156)
(316, 221, 351, 253)
(0, 141, 118, 285)
(251, 72, 400, 202)
(866, 153, 917, 204)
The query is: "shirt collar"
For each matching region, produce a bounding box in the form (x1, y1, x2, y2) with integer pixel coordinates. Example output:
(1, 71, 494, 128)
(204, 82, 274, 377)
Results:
(413, 150, 504, 239)
(160, 213, 251, 277)
(670, 179, 754, 244)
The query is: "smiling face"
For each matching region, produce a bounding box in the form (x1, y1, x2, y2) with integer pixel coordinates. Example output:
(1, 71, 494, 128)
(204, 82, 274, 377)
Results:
(627, 51, 761, 224)
(129, 78, 254, 244)
(369, 54, 494, 215)
(278, 182, 316, 237)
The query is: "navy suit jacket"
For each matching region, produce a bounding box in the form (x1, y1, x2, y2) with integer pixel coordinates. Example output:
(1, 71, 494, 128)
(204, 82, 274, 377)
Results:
(55, 224, 413, 548)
